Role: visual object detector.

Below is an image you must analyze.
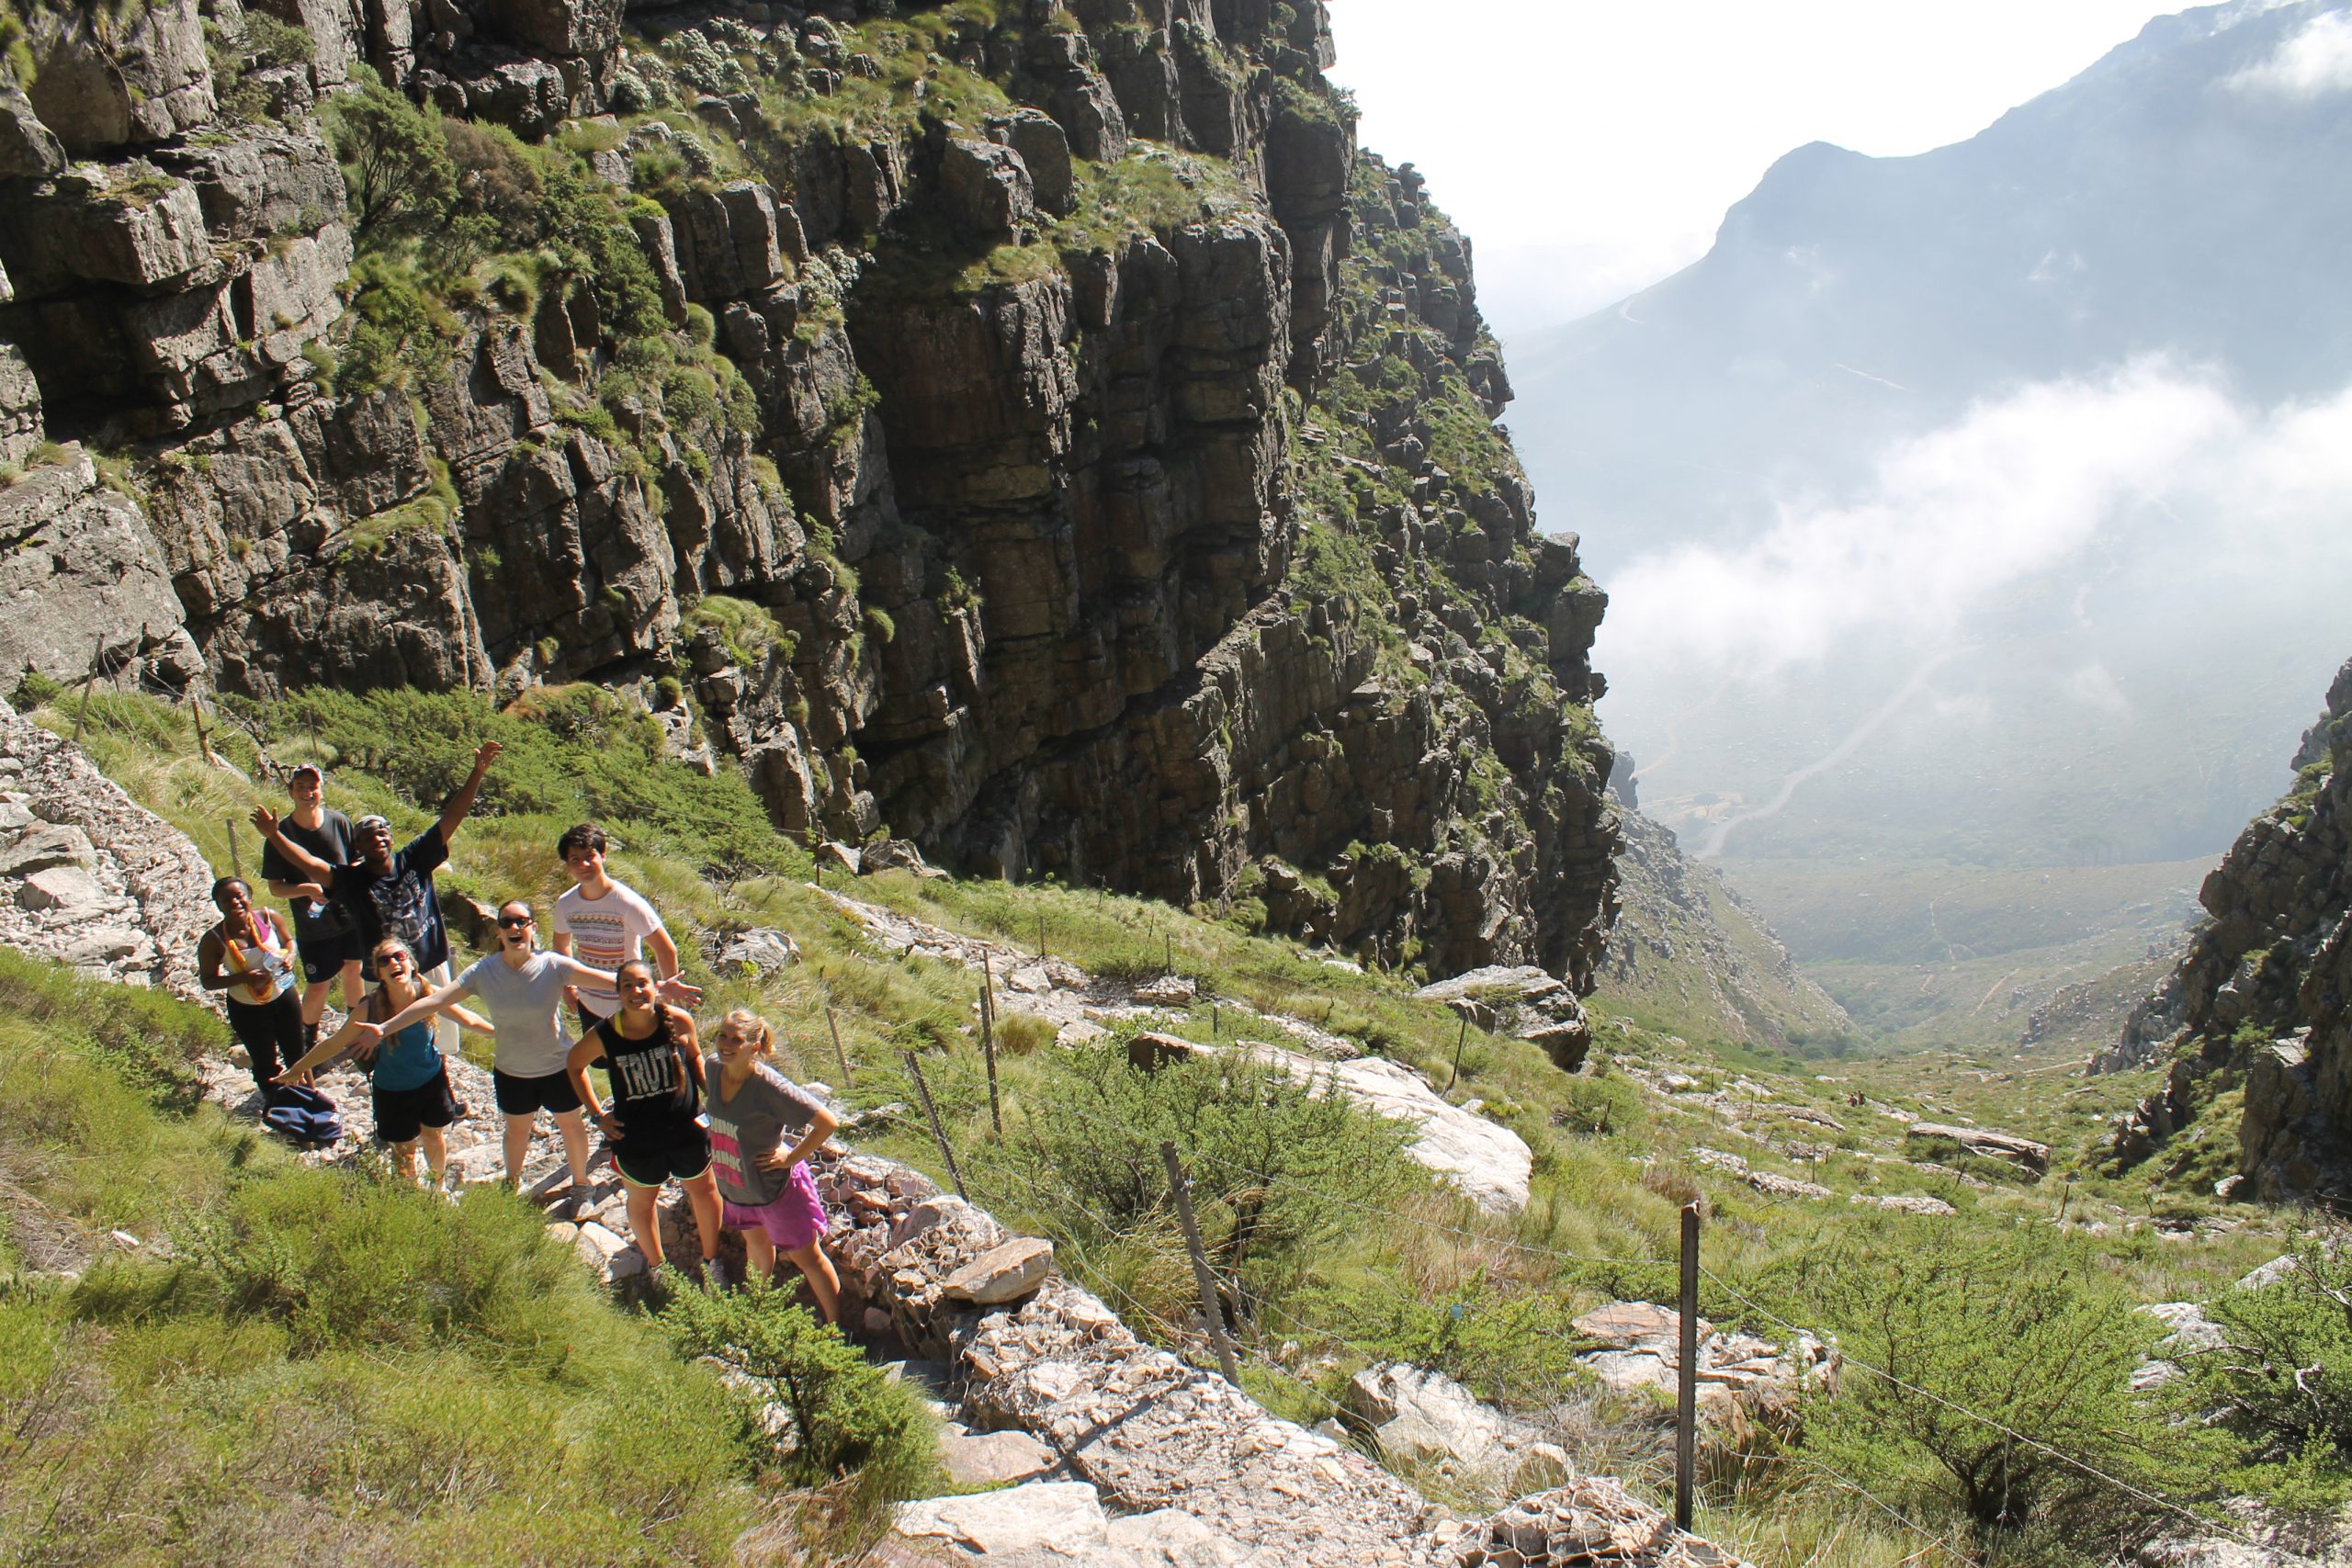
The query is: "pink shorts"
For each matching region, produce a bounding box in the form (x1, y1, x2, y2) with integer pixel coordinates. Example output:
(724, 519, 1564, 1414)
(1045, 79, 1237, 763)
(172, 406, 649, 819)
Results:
(720, 1161, 830, 1250)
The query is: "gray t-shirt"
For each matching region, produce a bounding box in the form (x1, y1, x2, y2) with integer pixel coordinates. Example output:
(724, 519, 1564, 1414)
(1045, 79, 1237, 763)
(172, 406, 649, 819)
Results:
(704, 1055, 824, 1206)
(460, 950, 596, 1078)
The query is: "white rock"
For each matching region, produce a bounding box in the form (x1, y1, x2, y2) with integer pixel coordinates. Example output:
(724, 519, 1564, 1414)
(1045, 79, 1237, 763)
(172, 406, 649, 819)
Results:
(1223, 1044, 1532, 1213)
(897, 1480, 1108, 1555)
(1102, 1507, 1258, 1566)
(944, 1237, 1055, 1304)
(19, 863, 106, 913)
(2239, 1255, 2300, 1291)
(937, 1427, 1057, 1487)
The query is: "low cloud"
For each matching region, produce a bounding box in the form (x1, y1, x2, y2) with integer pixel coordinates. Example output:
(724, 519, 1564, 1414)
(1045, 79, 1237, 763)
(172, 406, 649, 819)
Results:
(2064, 662, 2132, 716)
(2227, 9, 2352, 99)
(1597, 357, 2352, 682)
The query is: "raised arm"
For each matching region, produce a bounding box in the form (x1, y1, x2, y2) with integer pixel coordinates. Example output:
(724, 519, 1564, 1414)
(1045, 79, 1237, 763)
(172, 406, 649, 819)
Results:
(436, 739, 502, 845)
(249, 806, 334, 887)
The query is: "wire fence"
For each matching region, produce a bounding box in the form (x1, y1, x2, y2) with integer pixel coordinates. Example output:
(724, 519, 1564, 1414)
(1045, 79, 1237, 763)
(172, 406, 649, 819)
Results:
(896, 1052, 2260, 1561)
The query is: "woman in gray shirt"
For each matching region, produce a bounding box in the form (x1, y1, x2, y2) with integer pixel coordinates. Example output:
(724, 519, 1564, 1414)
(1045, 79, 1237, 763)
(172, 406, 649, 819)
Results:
(705, 1009, 840, 1320)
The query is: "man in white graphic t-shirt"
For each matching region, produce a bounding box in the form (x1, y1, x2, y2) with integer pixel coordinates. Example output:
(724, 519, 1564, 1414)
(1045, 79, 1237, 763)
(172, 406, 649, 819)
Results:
(550, 821, 683, 1031)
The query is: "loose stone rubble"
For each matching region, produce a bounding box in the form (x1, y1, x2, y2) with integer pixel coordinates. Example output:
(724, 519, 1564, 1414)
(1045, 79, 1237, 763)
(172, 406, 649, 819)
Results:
(0, 703, 216, 998)
(1570, 1301, 1831, 1418)
(1447, 1482, 1750, 1568)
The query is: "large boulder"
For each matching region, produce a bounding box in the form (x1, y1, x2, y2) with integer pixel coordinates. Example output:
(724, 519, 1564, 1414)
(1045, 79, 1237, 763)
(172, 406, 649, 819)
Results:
(24, 0, 216, 154)
(0, 448, 201, 691)
(0, 86, 65, 180)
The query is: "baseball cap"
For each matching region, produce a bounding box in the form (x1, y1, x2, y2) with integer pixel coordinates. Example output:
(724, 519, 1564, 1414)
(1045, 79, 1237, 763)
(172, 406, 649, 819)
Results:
(288, 762, 324, 783)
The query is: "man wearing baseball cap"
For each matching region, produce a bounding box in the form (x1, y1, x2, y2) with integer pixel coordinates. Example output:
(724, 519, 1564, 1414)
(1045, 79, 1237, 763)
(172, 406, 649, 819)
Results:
(253, 740, 503, 1059)
(259, 762, 365, 1059)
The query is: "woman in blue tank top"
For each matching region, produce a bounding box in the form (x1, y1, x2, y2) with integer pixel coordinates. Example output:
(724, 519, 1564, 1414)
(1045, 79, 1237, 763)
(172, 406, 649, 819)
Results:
(278, 936, 492, 1189)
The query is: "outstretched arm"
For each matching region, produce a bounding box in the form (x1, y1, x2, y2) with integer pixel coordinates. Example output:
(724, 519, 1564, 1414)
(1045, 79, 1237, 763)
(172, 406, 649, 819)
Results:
(447, 1002, 494, 1035)
(360, 979, 477, 1045)
(276, 1015, 371, 1087)
(249, 806, 334, 887)
(436, 739, 502, 845)
(559, 953, 701, 1009)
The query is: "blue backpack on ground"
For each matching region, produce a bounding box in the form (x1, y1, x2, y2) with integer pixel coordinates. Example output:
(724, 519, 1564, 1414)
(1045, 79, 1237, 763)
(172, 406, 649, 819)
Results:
(262, 1084, 343, 1146)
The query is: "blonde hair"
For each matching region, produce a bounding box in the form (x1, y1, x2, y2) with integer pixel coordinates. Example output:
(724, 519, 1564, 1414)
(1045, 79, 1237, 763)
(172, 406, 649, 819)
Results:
(718, 1010, 775, 1055)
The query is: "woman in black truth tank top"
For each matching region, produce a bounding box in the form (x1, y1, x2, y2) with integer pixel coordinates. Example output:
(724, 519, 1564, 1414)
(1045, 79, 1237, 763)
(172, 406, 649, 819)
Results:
(565, 961, 724, 1280)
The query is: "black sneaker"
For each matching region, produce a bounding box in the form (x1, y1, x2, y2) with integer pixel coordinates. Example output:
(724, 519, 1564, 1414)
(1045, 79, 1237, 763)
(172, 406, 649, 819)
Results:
(705, 1256, 743, 1292)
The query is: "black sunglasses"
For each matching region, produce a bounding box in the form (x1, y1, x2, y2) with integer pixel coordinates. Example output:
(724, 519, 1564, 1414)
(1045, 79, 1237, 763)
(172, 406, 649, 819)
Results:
(497, 913, 534, 929)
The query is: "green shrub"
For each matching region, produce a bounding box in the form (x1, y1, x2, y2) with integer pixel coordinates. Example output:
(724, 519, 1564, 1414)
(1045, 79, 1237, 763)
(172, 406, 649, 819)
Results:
(2172, 1225, 2352, 1515)
(682, 593, 786, 667)
(9, 670, 65, 712)
(659, 1280, 938, 1539)
(1769, 1220, 2205, 1549)
(323, 66, 458, 250)
(977, 1037, 1419, 1308)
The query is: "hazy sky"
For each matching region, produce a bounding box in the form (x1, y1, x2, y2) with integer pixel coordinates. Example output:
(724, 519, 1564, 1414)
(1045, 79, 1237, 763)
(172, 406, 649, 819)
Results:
(1327, 0, 2177, 337)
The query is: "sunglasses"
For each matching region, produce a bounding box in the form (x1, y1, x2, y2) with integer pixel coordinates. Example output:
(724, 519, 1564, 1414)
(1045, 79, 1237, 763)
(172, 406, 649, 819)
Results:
(378, 952, 412, 969)
(497, 914, 534, 930)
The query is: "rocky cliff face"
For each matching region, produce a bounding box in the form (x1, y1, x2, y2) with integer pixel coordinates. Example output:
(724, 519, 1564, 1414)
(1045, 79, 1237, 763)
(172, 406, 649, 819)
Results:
(2106, 654, 2351, 1198)
(0, 0, 1616, 991)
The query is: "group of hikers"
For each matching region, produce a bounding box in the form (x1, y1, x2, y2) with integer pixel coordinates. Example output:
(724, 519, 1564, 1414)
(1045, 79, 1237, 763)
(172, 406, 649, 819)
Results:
(194, 740, 840, 1314)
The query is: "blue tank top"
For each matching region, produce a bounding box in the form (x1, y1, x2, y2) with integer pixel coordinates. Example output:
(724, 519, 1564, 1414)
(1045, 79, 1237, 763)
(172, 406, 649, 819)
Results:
(370, 1018, 442, 1092)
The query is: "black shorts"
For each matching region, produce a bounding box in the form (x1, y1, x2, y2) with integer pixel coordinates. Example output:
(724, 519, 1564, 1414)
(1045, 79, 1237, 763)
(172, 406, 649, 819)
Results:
(493, 1068, 582, 1117)
(614, 1122, 712, 1189)
(295, 928, 362, 986)
(374, 1066, 458, 1145)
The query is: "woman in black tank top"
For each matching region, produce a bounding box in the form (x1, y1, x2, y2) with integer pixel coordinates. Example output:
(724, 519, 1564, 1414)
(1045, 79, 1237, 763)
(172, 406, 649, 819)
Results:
(564, 961, 724, 1280)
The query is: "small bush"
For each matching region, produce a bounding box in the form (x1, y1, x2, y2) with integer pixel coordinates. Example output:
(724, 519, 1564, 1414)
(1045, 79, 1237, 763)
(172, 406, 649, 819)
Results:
(2173, 1224, 2352, 1515)
(660, 1281, 938, 1540)
(1769, 1220, 2206, 1550)
(978, 1036, 1419, 1312)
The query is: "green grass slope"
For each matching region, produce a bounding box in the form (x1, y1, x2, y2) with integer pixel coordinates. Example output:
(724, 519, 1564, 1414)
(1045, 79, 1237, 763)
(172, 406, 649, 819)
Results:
(0, 945, 933, 1565)
(32, 685, 2352, 1565)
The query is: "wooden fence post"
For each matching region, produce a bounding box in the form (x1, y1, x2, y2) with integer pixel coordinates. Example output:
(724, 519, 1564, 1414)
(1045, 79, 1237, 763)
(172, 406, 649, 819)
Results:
(902, 1050, 967, 1201)
(824, 1004, 853, 1089)
(979, 956, 1001, 1138)
(1676, 1201, 1701, 1531)
(1160, 1140, 1242, 1386)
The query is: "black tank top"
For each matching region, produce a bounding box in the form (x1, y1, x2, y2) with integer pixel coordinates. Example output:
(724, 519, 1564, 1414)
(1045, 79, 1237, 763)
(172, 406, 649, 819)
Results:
(594, 1008, 699, 1134)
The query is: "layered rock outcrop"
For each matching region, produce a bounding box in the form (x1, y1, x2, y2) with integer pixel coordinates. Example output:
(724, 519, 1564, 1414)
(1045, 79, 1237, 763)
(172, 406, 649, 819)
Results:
(2104, 655, 2352, 1198)
(0, 0, 1616, 995)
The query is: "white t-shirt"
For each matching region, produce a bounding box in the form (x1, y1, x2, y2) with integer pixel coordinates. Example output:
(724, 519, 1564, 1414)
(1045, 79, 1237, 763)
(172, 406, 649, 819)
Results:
(459, 950, 597, 1078)
(552, 879, 668, 1018)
